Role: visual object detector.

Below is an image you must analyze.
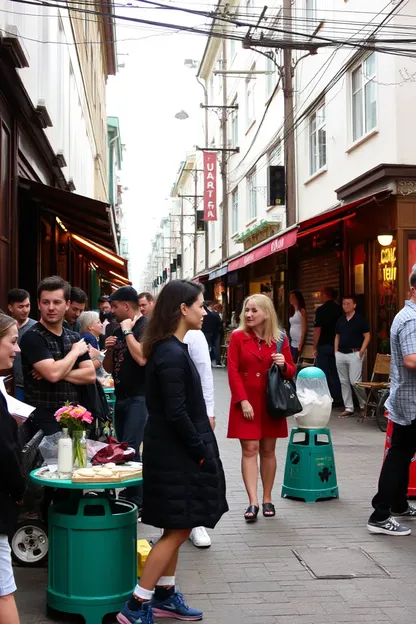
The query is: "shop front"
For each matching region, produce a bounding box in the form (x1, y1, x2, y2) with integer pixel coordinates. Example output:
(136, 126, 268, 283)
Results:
(18, 179, 125, 304)
(227, 227, 297, 327)
(293, 164, 416, 370)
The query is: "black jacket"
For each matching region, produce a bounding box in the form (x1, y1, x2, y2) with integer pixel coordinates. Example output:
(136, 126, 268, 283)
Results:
(202, 309, 222, 338)
(141, 336, 228, 529)
(0, 394, 25, 535)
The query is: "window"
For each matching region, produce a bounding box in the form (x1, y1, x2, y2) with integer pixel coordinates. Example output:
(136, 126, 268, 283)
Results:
(247, 170, 257, 221)
(231, 100, 238, 147)
(351, 53, 377, 142)
(246, 65, 256, 127)
(309, 103, 326, 175)
(232, 188, 239, 234)
(266, 55, 278, 99)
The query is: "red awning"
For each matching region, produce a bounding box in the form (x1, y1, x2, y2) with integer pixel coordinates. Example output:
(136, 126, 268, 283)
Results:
(228, 228, 297, 273)
(298, 190, 391, 234)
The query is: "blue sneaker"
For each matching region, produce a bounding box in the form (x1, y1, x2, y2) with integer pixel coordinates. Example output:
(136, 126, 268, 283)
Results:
(117, 601, 154, 624)
(151, 591, 203, 621)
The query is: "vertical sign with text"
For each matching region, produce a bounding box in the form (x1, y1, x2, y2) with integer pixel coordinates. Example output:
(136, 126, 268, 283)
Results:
(203, 151, 217, 221)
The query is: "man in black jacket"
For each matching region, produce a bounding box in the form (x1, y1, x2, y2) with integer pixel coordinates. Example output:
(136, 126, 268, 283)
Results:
(103, 286, 147, 510)
(202, 301, 222, 366)
(313, 286, 342, 404)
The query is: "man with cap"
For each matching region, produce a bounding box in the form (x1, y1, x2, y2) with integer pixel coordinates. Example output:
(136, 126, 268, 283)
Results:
(103, 286, 147, 511)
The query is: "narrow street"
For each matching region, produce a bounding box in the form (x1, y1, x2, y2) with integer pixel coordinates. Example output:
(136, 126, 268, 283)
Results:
(15, 369, 415, 624)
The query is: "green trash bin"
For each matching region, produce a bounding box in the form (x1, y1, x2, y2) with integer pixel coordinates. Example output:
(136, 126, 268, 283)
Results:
(104, 387, 117, 437)
(47, 495, 137, 624)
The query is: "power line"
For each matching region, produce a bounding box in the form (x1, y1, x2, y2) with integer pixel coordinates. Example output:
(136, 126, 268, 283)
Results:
(227, 0, 403, 186)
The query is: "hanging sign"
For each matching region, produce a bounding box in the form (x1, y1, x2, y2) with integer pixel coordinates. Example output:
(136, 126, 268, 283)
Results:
(203, 151, 217, 221)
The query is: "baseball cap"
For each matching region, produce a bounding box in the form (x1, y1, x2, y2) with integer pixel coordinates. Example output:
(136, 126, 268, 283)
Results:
(110, 286, 139, 303)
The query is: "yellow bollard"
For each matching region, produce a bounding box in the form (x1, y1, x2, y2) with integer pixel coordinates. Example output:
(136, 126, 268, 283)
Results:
(137, 539, 152, 578)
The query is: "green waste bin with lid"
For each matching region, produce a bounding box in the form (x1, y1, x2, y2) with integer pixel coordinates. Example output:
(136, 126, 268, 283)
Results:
(47, 495, 137, 624)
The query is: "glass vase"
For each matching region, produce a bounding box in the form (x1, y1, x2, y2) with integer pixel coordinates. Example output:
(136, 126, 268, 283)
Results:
(72, 430, 88, 469)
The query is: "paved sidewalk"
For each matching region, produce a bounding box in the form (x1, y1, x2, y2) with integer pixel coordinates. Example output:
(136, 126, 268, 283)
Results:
(15, 370, 415, 623)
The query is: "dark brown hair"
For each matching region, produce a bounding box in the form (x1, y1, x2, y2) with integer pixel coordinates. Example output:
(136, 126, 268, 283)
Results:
(142, 280, 203, 360)
(8, 288, 30, 304)
(289, 290, 306, 317)
(342, 294, 357, 304)
(37, 276, 71, 301)
(138, 291, 154, 303)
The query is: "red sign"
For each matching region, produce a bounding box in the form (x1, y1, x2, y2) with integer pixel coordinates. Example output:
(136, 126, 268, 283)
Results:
(228, 228, 297, 272)
(203, 151, 217, 221)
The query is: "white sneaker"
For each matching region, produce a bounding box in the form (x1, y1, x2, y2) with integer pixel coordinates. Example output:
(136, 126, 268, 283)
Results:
(190, 527, 211, 548)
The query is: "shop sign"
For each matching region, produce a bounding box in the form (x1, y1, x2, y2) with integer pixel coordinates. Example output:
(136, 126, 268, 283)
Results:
(380, 246, 396, 281)
(208, 265, 228, 280)
(228, 229, 297, 272)
(203, 152, 217, 221)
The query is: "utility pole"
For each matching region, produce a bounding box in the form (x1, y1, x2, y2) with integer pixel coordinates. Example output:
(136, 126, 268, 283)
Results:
(193, 168, 198, 277)
(197, 78, 210, 271)
(221, 37, 229, 263)
(180, 197, 184, 279)
(282, 0, 296, 226)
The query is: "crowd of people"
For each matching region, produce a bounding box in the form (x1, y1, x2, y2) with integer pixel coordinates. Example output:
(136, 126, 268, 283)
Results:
(1, 270, 416, 623)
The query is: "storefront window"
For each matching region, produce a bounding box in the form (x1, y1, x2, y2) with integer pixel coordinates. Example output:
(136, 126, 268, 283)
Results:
(377, 241, 397, 354)
(408, 236, 416, 278)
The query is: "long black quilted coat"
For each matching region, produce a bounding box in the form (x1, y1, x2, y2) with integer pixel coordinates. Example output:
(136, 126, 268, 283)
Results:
(141, 336, 228, 529)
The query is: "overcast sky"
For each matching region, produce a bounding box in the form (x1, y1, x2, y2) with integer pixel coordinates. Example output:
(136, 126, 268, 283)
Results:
(107, 4, 210, 289)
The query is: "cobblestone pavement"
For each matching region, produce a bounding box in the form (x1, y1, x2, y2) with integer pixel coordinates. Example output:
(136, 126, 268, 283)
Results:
(15, 370, 416, 623)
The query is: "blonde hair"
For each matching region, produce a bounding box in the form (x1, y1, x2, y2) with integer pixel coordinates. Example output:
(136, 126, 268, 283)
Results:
(79, 310, 100, 335)
(0, 312, 17, 339)
(238, 294, 282, 346)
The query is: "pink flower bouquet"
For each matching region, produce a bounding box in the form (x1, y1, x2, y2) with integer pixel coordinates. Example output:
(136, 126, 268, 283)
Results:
(55, 402, 93, 468)
(55, 401, 93, 432)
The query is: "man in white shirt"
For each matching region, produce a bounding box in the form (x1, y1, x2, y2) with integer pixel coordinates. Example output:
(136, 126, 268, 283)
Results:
(184, 329, 215, 548)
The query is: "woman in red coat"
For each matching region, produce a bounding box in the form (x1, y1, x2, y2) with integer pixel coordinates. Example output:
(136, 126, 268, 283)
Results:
(227, 294, 296, 522)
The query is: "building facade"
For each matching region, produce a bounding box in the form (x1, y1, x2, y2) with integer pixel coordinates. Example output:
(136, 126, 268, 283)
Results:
(0, 0, 127, 314)
(145, 0, 416, 366)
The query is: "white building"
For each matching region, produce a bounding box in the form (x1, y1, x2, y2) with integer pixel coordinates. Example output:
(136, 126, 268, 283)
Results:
(0, 1, 130, 309)
(145, 0, 416, 347)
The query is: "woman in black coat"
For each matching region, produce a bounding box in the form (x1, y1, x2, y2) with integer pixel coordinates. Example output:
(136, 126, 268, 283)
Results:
(117, 280, 228, 624)
(0, 314, 25, 624)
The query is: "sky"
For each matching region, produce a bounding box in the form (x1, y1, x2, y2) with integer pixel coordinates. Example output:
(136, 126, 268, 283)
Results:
(107, 3, 212, 289)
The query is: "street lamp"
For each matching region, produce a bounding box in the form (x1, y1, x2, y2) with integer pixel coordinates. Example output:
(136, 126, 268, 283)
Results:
(174, 110, 190, 120)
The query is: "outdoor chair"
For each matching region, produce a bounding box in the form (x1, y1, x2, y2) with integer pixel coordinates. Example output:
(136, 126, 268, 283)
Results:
(355, 353, 391, 423)
(297, 344, 315, 370)
(221, 330, 233, 367)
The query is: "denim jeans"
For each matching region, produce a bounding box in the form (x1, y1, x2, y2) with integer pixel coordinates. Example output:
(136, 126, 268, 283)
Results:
(316, 343, 342, 403)
(114, 395, 148, 509)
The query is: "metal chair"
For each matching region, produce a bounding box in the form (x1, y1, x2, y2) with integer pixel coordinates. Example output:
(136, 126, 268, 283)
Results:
(221, 330, 233, 367)
(355, 353, 391, 422)
(297, 344, 316, 370)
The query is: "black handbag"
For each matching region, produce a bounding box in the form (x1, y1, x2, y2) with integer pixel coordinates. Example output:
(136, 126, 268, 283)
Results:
(266, 331, 302, 420)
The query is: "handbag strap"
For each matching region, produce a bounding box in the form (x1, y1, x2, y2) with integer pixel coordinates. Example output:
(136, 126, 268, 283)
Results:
(275, 330, 285, 354)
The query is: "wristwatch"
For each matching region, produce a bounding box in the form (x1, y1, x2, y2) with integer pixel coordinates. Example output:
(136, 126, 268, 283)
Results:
(123, 329, 133, 337)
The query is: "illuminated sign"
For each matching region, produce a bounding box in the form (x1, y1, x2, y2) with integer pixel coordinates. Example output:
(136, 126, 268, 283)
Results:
(380, 246, 396, 281)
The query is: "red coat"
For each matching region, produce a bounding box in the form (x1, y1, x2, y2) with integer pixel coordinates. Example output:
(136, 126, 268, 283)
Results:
(227, 330, 296, 440)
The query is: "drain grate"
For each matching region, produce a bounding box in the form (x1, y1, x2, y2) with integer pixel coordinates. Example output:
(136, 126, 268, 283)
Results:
(292, 547, 392, 579)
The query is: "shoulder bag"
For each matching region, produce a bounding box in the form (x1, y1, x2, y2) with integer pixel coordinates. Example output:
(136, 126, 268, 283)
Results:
(266, 331, 302, 420)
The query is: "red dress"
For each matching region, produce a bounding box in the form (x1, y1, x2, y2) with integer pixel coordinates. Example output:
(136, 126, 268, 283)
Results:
(227, 330, 296, 440)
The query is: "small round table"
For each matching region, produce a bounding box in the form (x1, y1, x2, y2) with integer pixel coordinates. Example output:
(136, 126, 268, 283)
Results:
(30, 469, 142, 624)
